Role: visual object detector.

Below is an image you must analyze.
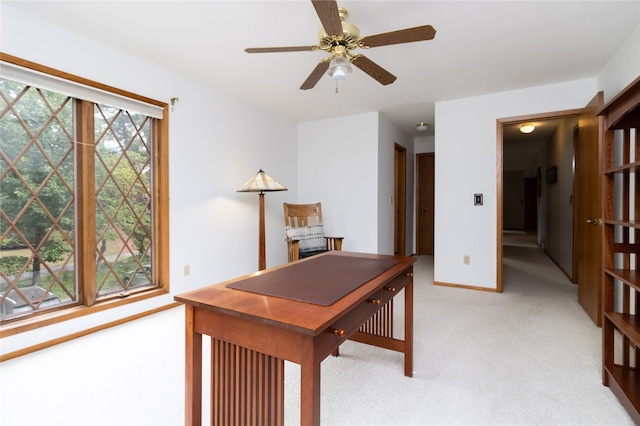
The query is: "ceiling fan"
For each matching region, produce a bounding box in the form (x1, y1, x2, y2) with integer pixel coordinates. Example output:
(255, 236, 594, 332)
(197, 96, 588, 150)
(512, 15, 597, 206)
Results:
(245, 0, 436, 90)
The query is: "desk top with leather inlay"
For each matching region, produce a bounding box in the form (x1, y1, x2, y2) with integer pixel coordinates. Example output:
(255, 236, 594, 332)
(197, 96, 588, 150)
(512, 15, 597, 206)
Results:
(174, 251, 415, 336)
(226, 254, 397, 306)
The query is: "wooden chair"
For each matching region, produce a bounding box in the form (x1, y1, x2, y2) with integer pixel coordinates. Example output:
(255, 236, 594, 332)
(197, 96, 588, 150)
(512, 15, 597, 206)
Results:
(283, 202, 343, 262)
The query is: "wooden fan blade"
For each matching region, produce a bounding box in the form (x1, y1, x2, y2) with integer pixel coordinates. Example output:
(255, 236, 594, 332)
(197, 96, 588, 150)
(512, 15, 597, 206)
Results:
(245, 46, 317, 53)
(350, 55, 397, 86)
(311, 0, 343, 37)
(300, 59, 330, 90)
(359, 25, 436, 48)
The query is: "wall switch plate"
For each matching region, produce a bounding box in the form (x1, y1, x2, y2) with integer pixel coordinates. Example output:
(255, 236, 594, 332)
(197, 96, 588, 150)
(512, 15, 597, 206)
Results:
(474, 193, 483, 206)
(184, 265, 190, 276)
(464, 255, 470, 265)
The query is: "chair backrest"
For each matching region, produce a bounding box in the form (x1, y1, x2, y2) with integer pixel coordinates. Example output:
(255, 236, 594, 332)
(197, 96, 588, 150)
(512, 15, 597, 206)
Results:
(283, 203, 323, 228)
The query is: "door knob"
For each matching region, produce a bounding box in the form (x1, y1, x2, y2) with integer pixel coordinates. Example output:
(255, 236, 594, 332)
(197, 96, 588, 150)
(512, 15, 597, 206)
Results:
(585, 218, 602, 225)
(420, 209, 426, 213)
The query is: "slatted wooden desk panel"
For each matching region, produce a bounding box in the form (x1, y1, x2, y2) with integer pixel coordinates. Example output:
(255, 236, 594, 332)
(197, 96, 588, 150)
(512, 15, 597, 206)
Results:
(174, 251, 415, 426)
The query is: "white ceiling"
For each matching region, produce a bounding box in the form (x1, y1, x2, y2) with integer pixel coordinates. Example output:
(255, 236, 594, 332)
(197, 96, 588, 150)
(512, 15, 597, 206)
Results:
(503, 118, 570, 171)
(5, 1, 639, 141)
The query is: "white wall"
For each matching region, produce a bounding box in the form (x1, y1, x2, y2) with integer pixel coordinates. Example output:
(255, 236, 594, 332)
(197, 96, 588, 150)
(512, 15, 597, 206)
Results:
(540, 118, 577, 278)
(378, 113, 415, 255)
(598, 24, 640, 102)
(1, 5, 297, 355)
(298, 112, 379, 253)
(415, 136, 435, 154)
(434, 79, 596, 289)
(298, 111, 414, 255)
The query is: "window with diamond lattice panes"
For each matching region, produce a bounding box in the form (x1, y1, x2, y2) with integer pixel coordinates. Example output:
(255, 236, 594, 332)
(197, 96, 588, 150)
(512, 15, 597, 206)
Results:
(0, 56, 168, 327)
(0, 80, 76, 319)
(94, 104, 154, 297)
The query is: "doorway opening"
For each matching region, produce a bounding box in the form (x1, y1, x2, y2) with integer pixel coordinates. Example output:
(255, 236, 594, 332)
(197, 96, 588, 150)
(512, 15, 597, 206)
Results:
(497, 109, 583, 293)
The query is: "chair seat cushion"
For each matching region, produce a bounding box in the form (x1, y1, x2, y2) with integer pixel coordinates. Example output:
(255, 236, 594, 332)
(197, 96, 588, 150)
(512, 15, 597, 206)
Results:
(285, 224, 326, 253)
(299, 249, 327, 259)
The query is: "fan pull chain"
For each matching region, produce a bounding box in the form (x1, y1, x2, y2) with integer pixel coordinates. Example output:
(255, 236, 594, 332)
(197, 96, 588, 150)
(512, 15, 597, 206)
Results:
(335, 81, 339, 94)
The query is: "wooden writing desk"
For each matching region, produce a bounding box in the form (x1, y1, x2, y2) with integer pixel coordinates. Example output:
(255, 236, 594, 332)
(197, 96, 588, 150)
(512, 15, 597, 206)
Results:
(174, 251, 415, 426)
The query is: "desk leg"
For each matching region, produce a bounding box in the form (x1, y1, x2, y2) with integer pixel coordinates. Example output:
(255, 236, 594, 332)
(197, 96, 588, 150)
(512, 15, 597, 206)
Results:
(185, 305, 203, 426)
(300, 337, 321, 426)
(404, 278, 414, 378)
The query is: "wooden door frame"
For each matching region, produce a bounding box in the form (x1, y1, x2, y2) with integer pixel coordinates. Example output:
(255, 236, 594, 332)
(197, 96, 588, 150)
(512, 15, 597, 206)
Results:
(496, 108, 583, 292)
(571, 125, 580, 283)
(394, 143, 407, 256)
(575, 92, 604, 326)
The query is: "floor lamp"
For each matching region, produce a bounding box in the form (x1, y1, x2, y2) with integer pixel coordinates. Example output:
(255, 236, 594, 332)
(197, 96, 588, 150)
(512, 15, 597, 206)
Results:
(237, 169, 287, 271)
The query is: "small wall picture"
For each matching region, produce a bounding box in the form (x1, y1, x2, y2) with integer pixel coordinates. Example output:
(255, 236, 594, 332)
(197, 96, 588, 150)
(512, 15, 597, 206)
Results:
(546, 166, 557, 184)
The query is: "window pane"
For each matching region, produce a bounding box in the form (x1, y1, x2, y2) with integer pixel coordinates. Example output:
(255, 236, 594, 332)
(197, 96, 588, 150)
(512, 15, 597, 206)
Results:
(0, 80, 75, 320)
(94, 104, 153, 297)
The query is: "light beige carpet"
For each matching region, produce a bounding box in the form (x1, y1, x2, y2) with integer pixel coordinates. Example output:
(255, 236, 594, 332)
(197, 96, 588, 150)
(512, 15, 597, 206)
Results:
(0, 234, 633, 425)
(285, 233, 632, 425)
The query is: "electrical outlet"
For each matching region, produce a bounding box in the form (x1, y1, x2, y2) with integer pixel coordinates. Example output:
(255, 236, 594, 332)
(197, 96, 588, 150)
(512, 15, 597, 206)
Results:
(184, 264, 190, 276)
(463, 255, 470, 265)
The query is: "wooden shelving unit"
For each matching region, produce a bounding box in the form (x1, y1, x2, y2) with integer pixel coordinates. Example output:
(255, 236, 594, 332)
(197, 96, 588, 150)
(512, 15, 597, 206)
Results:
(601, 76, 640, 424)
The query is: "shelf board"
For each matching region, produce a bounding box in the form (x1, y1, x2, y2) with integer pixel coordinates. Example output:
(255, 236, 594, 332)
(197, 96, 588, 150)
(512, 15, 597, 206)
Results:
(605, 268, 640, 292)
(605, 161, 640, 174)
(604, 312, 640, 346)
(603, 219, 640, 229)
(604, 365, 640, 424)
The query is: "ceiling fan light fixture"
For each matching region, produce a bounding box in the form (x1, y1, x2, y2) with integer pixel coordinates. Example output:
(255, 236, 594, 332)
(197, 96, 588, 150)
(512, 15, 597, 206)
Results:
(328, 55, 352, 81)
(245, 4, 436, 90)
(520, 124, 535, 134)
(416, 122, 429, 132)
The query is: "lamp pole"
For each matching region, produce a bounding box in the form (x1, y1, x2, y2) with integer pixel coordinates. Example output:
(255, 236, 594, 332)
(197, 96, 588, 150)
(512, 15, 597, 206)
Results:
(258, 192, 266, 270)
(237, 169, 287, 271)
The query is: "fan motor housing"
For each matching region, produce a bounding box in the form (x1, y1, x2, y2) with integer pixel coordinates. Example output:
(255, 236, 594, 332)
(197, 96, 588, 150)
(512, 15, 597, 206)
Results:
(318, 20, 360, 52)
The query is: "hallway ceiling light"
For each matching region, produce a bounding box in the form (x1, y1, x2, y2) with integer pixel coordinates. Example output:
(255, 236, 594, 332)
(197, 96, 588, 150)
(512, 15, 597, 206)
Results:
(519, 124, 535, 134)
(416, 122, 429, 132)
